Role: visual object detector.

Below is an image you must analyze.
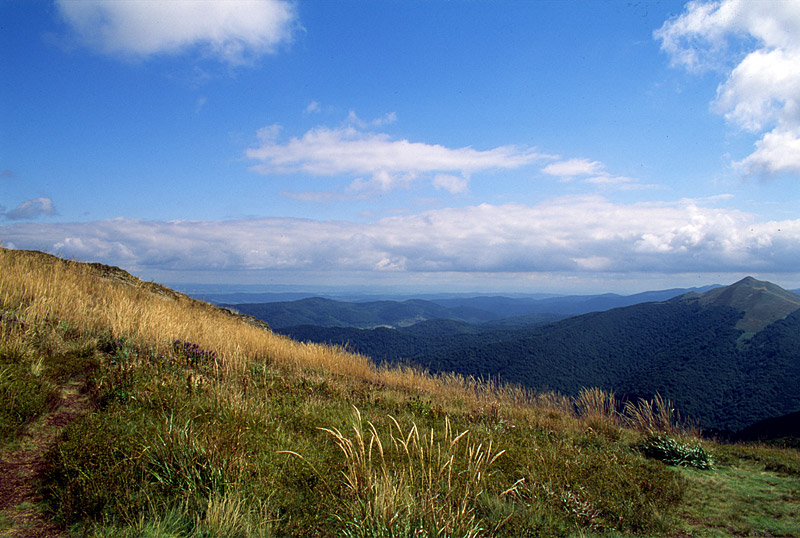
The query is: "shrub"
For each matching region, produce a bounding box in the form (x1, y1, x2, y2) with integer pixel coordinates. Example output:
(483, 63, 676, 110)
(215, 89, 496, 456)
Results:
(42, 410, 148, 525)
(637, 434, 714, 470)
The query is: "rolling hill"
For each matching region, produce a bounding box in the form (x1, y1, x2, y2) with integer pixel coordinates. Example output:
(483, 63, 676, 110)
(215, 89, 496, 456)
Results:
(2, 249, 799, 537)
(224, 296, 503, 329)
(416, 277, 800, 432)
(277, 277, 800, 433)
(224, 285, 720, 330)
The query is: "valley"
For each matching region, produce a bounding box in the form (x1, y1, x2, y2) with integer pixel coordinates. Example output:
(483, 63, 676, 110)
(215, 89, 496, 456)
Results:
(227, 277, 800, 435)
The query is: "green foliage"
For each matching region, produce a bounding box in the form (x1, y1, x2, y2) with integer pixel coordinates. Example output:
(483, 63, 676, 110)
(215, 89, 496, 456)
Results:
(496, 430, 685, 536)
(0, 362, 59, 443)
(0, 311, 60, 444)
(637, 434, 714, 470)
(144, 414, 231, 510)
(43, 408, 148, 525)
(714, 441, 800, 476)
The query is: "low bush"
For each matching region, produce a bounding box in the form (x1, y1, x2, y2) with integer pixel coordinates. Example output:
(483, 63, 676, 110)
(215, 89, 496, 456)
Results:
(637, 434, 714, 470)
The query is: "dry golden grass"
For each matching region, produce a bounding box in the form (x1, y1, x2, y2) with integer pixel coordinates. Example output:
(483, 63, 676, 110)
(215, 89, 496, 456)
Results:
(0, 247, 565, 424)
(623, 393, 694, 436)
(575, 387, 619, 425)
(0, 247, 693, 438)
(307, 407, 513, 537)
(0, 248, 378, 381)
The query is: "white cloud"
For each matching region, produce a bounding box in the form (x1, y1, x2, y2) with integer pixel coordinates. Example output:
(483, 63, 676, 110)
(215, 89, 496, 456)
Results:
(541, 158, 650, 190)
(432, 174, 470, 194)
(247, 123, 547, 192)
(304, 101, 321, 115)
(541, 158, 604, 178)
(737, 128, 800, 175)
(655, 0, 800, 177)
(3, 198, 57, 221)
(345, 110, 398, 129)
(3, 197, 798, 277)
(56, 0, 297, 64)
(584, 175, 633, 185)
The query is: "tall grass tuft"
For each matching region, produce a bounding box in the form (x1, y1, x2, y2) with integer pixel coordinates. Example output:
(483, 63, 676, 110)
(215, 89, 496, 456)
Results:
(198, 492, 275, 538)
(574, 387, 618, 424)
(145, 413, 236, 509)
(623, 393, 686, 435)
(308, 407, 512, 538)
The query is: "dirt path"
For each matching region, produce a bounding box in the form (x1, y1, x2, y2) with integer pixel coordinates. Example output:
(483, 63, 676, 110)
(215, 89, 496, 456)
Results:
(0, 380, 91, 537)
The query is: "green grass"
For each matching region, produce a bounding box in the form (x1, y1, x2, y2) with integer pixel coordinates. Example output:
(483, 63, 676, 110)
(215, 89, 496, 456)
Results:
(0, 512, 13, 534)
(678, 462, 800, 536)
(0, 313, 66, 445)
(36, 332, 691, 537)
(2, 248, 800, 537)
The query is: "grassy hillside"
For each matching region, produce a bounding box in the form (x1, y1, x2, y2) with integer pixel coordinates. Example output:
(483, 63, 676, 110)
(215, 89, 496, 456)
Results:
(1, 248, 798, 537)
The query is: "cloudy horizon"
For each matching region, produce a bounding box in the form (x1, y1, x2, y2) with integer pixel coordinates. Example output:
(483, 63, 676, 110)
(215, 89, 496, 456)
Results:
(2, 0, 799, 294)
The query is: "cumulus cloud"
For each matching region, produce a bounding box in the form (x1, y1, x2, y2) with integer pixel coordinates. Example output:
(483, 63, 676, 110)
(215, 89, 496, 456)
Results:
(247, 123, 547, 192)
(655, 0, 800, 177)
(56, 0, 297, 64)
(2, 198, 57, 221)
(2, 197, 797, 277)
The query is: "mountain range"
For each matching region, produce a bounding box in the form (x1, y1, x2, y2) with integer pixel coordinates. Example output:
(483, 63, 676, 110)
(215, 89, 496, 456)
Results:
(234, 277, 800, 434)
(222, 284, 722, 330)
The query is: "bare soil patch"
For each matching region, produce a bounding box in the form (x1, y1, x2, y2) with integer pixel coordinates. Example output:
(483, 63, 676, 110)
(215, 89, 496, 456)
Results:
(0, 381, 91, 537)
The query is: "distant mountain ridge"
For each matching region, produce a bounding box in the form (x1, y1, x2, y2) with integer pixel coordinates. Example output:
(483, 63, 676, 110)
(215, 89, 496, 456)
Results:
(274, 277, 800, 433)
(226, 284, 721, 330)
(225, 297, 503, 329)
(415, 277, 800, 432)
(431, 285, 722, 318)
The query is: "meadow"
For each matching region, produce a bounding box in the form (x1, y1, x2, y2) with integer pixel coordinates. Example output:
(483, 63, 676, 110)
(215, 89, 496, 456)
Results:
(1, 247, 798, 537)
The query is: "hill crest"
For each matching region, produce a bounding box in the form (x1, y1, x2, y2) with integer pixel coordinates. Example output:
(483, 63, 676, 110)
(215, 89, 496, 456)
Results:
(676, 276, 800, 333)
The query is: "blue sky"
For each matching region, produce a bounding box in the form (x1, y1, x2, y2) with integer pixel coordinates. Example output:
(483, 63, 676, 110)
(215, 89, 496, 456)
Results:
(2, 0, 799, 294)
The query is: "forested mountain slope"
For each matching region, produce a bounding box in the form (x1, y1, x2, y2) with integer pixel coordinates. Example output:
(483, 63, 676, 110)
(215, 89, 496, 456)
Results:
(226, 285, 719, 329)
(281, 278, 800, 432)
(225, 297, 502, 329)
(416, 278, 800, 431)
